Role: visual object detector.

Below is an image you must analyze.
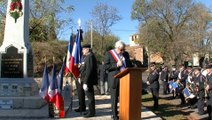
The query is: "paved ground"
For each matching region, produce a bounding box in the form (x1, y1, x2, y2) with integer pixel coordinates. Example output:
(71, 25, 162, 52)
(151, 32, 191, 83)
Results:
(0, 71, 162, 120)
(0, 94, 162, 120)
(65, 95, 162, 120)
(0, 70, 159, 120)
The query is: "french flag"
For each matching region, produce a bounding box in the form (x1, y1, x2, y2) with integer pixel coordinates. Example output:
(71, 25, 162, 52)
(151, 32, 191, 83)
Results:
(48, 64, 58, 102)
(69, 29, 82, 79)
(65, 34, 74, 75)
(58, 57, 66, 94)
(48, 64, 65, 118)
(39, 64, 50, 102)
(56, 59, 66, 118)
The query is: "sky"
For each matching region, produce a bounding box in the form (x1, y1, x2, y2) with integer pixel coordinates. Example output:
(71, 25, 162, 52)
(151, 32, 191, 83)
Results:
(62, 0, 138, 45)
(61, 0, 212, 45)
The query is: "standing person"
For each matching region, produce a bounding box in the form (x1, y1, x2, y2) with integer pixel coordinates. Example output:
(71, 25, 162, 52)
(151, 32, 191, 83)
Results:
(160, 65, 169, 95)
(205, 64, 212, 119)
(79, 44, 98, 117)
(178, 64, 189, 105)
(104, 40, 132, 120)
(147, 63, 160, 109)
(169, 65, 179, 81)
(99, 61, 109, 95)
(193, 67, 206, 115)
(169, 65, 179, 98)
(74, 79, 86, 113)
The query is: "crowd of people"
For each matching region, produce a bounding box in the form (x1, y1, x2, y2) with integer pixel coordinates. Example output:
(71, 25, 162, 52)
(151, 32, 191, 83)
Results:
(71, 39, 212, 120)
(146, 62, 212, 119)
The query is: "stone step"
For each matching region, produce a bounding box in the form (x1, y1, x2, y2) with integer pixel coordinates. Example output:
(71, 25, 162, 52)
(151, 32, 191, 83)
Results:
(0, 99, 71, 119)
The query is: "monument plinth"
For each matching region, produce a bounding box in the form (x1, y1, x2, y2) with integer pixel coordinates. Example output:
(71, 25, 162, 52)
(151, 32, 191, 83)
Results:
(0, 0, 37, 98)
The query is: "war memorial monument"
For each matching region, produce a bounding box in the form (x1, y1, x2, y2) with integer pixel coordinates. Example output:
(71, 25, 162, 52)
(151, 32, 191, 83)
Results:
(0, 0, 44, 109)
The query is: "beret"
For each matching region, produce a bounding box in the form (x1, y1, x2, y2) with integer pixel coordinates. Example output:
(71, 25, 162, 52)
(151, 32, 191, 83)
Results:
(82, 44, 91, 48)
(193, 67, 201, 71)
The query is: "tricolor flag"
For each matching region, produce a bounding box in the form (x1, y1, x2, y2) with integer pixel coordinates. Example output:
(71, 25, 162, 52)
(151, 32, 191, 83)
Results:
(48, 64, 65, 118)
(48, 64, 58, 102)
(39, 64, 50, 102)
(69, 29, 83, 79)
(58, 57, 66, 94)
(65, 34, 74, 75)
(54, 91, 65, 118)
(56, 59, 66, 118)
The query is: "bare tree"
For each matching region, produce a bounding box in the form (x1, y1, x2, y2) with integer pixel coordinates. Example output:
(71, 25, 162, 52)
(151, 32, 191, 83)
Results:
(131, 0, 212, 65)
(90, 2, 121, 55)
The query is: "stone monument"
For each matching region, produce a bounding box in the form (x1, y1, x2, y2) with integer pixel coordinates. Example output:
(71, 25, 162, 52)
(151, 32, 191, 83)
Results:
(0, 0, 43, 109)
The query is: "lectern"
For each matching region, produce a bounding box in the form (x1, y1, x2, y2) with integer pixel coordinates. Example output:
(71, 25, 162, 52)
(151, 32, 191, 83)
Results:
(114, 68, 144, 120)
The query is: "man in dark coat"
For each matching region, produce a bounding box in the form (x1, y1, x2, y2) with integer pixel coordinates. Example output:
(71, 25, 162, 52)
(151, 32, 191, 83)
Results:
(104, 41, 132, 120)
(98, 61, 109, 95)
(160, 65, 169, 95)
(205, 64, 212, 119)
(169, 65, 179, 98)
(193, 67, 206, 115)
(178, 64, 189, 105)
(79, 44, 98, 117)
(147, 63, 160, 108)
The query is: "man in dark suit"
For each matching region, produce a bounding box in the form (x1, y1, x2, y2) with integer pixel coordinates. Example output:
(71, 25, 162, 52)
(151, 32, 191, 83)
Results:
(147, 63, 160, 108)
(169, 65, 179, 98)
(160, 65, 169, 95)
(205, 64, 212, 119)
(104, 41, 132, 120)
(99, 61, 109, 95)
(79, 44, 98, 117)
(193, 67, 206, 115)
(178, 64, 189, 105)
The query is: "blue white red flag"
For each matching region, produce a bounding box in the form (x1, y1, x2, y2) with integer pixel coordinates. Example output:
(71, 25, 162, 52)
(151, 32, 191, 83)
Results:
(56, 59, 66, 118)
(48, 64, 58, 102)
(54, 93, 65, 118)
(39, 64, 50, 102)
(70, 29, 83, 79)
(65, 34, 74, 75)
(58, 57, 66, 94)
(48, 64, 65, 118)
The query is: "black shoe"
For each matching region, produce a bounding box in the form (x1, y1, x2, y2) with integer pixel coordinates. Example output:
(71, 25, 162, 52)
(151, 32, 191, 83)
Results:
(111, 116, 119, 120)
(198, 111, 206, 115)
(83, 113, 95, 118)
(74, 108, 86, 112)
(83, 112, 89, 115)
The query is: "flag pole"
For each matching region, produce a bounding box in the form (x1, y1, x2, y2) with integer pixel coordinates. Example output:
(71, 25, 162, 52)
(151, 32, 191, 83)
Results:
(53, 56, 55, 64)
(78, 18, 81, 29)
(77, 18, 83, 115)
(45, 56, 47, 64)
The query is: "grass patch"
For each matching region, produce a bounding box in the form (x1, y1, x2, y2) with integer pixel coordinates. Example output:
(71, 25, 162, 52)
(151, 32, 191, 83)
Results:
(142, 94, 188, 120)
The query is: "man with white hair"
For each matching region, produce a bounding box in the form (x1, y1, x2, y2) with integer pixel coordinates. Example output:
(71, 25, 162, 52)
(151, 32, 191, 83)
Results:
(104, 40, 133, 120)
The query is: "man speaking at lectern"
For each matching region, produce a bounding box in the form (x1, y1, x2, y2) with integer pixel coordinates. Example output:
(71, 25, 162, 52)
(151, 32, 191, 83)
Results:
(104, 40, 132, 120)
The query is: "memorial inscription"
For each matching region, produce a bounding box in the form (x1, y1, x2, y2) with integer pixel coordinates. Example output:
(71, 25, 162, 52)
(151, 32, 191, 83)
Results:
(1, 46, 23, 78)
